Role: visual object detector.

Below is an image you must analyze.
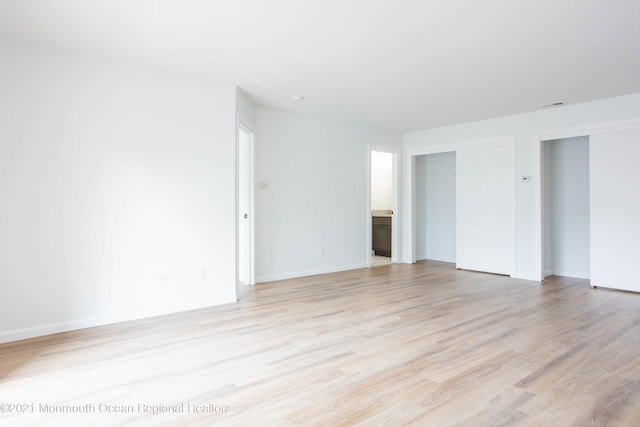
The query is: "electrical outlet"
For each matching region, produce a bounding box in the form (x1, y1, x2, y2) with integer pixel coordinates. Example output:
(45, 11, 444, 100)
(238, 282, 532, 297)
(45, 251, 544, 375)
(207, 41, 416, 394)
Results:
(198, 267, 206, 280)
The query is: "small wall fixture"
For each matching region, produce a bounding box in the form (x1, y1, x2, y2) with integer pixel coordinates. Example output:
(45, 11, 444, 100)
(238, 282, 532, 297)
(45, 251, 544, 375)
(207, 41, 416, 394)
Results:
(291, 95, 305, 102)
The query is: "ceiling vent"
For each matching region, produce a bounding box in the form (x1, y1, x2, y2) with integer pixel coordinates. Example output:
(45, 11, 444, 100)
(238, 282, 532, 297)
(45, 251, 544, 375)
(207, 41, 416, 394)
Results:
(538, 101, 565, 108)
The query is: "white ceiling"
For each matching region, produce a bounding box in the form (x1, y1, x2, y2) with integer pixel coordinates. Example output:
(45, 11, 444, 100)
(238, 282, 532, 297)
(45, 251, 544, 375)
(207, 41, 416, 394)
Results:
(1, 0, 640, 132)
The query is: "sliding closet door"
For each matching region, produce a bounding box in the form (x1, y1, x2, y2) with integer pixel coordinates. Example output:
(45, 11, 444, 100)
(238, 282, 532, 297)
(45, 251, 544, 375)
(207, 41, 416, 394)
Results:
(590, 129, 640, 292)
(456, 140, 515, 276)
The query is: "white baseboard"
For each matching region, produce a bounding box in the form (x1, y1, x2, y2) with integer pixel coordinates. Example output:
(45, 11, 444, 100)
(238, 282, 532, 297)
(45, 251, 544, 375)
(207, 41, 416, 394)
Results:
(256, 263, 369, 283)
(0, 293, 237, 344)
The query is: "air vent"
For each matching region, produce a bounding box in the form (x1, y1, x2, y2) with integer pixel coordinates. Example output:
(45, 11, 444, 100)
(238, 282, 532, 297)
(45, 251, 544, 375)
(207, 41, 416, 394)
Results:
(538, 101, 565, 108)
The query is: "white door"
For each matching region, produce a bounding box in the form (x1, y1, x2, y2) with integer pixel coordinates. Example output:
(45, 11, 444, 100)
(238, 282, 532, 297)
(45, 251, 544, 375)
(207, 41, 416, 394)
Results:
(238, 126, 254, 285)
(456, 140, 516, 276)
(590, 129, 640, 292)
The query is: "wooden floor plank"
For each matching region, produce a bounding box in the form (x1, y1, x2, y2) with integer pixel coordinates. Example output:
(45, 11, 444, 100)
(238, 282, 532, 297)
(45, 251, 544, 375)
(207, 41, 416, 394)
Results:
(1, 261, 640, 426)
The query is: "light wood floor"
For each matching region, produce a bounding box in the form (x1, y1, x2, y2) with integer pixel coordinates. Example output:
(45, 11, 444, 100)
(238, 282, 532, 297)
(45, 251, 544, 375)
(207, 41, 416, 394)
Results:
(371, 255, 392, 266)
(1, 261, 640, 426)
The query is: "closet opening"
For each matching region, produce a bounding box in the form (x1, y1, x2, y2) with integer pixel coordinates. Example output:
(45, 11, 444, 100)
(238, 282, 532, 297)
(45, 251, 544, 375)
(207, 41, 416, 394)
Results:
(415, 151, 456, 265)
(541, 136, 590, 280)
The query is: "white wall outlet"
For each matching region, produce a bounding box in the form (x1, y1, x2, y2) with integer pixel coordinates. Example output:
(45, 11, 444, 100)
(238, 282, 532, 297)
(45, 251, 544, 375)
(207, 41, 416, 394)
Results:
(160, 273, 168, 283)
(198, 267, 206, 280)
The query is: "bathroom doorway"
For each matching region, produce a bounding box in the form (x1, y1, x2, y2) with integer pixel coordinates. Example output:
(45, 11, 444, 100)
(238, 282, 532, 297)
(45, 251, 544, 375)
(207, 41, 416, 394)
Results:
(368, 147, 399, 266)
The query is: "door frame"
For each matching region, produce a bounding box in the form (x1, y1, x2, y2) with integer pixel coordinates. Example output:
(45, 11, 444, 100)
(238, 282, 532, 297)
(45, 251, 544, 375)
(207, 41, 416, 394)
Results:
(367, 145, 400, 266)
(237, 117, 255, 286)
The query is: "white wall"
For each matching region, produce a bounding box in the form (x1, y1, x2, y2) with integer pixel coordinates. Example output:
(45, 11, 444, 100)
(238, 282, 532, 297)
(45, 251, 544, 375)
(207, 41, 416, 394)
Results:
(255, 109, 402, 282)
(236, 88, 256, 130)
(403, 92, 640, 280)
(370, 151, 393, 210)
(0, 40, 238, 343)
(543, 137, 590, 278)
(415, 153, 456, 262)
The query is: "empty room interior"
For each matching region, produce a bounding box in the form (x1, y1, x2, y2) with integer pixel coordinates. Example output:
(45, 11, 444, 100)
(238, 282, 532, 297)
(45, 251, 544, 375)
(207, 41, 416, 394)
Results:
(2, 1, 640, 425)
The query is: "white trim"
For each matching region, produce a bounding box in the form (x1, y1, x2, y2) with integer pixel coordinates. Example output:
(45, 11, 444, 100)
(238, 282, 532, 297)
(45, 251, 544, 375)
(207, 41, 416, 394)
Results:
(366, 148, 372, 265)
(367, 145, 400, 266)
(536, 117, 640, 142)
(256, 263, 369, 283)
(511, 136, 519, 278)
(407, 134, 516, 157)
(534, 116, 640, 282)
(391, 151, 399, 264)
(0, 295, 238, 344)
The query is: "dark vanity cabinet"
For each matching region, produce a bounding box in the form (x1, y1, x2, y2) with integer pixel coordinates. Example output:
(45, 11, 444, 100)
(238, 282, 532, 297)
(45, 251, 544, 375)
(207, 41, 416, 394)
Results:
(372, 216, 392, 257)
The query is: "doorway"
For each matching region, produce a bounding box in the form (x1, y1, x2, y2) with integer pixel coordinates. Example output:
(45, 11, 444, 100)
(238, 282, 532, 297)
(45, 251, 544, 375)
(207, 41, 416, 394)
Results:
(238, 124, 255, 286)
(407, 136, 515, 275)
(368, 147, 399, 266)
(541, 136, 590, 279)
(415, 152, 456, 263)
